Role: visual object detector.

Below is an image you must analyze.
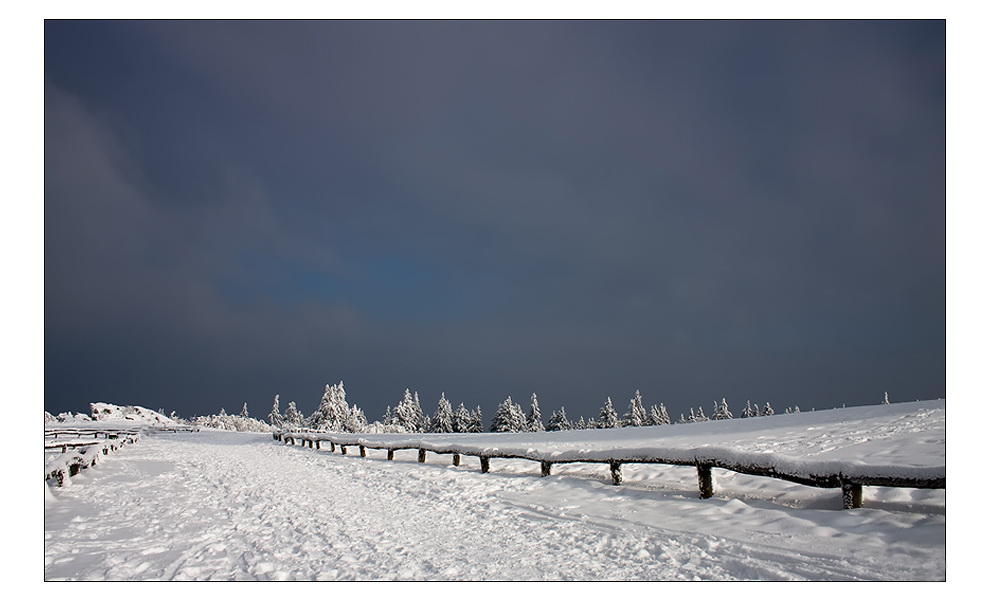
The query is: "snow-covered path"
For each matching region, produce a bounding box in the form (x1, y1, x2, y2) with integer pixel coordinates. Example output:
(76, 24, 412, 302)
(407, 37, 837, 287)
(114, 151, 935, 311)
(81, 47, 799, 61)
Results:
(45, 426, 945, 581)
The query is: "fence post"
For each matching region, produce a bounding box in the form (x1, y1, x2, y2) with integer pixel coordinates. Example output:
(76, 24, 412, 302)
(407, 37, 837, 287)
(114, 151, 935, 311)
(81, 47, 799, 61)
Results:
(697, 463, 714, 499)
(480, 456, 490, 473)
(841, 479, 863, 509)
(610, 461, 623, 486)
(315, 440, 321, 450)
(418, 449, 427, 463)
(387, 449, 394, 461)
(341, 445, 347, 455)
(541, 460, 552, 477)
(453, 453, 461, 466)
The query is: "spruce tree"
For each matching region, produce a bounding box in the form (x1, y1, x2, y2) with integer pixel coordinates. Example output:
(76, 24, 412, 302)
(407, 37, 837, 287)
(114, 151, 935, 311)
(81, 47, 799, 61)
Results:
(741, 400, 757, 418)
(624, 390, 648, 427)
(491, 397, 517, 433)
(283, 401, 304, 427)
(712, 397, 733, 420)
(575, 416, 587, 430)
(763, 401, 774, 416)
(240, 403, 250, 418)
(527, 393, 545, 432)
(598, 397, 619, 428)
(469, 406, 484, 433)
(649, 403, 670, 425)
(548, 407, 571, 431)
(431, 393, 455, 433)
(453, 402, 471, 433)
(884, 391, 890, 404)
(268, 395, 283, 428)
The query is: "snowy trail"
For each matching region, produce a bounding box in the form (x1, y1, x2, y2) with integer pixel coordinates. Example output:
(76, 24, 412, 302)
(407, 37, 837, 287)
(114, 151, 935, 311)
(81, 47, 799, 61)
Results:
(44, 429, 944, 581)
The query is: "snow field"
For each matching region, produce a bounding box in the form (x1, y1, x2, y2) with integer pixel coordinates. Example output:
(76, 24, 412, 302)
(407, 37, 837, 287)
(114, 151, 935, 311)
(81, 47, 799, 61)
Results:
(45, 419, 945, 581)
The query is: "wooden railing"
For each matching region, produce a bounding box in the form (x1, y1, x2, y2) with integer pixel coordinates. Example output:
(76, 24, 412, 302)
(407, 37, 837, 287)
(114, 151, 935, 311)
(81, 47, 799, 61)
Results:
(45, 428, 140, 486)
(273, 429, 944, 510)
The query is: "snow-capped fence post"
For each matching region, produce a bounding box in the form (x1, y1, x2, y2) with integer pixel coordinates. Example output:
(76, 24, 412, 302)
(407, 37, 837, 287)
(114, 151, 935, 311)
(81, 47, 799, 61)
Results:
(480, 456, 491, 473)
(360, 445, 367, 457)
(698, 464, 714, 499)
(315, 440, 321, 450)
(418, 449, 427, 463)
(541, 460, 552, 477)
(841, 479, 863, 509)
(610, 460, 623, 486)
(329, 441, 336, 452)
(453, 453, 461, 466)
(387, 449, 395, 460)
(341, 445, 348, 455)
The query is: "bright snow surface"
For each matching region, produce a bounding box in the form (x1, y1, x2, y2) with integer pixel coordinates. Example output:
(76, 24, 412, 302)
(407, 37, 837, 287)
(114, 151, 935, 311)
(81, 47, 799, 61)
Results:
(44, 400, 945, 581)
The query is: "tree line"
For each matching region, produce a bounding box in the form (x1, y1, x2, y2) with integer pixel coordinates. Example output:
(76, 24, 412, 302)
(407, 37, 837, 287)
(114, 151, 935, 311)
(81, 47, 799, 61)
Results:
(264, 383, 791, 434)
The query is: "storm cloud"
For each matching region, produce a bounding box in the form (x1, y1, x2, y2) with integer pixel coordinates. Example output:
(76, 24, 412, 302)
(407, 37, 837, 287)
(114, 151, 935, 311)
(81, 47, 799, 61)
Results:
(44, 20, 945, 422)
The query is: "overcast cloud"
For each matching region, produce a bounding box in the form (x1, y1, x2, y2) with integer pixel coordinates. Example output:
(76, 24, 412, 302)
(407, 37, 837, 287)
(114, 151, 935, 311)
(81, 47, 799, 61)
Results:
(44, 20, 945, 422)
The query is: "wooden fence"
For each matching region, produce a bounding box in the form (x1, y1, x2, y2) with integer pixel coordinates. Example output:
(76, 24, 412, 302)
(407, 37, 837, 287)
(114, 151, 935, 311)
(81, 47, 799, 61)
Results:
(273, 429, 944, 510)
(45, 428, 140, 486)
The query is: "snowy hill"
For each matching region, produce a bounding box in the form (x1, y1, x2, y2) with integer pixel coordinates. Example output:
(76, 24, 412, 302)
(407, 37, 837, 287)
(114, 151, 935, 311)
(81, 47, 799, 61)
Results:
(87, 403, 179, 428)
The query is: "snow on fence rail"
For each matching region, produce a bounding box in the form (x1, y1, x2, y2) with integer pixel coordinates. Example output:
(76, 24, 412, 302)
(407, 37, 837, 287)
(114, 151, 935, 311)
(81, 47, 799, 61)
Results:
(44, 428, 140, 486)
(273, 424, 945, 510)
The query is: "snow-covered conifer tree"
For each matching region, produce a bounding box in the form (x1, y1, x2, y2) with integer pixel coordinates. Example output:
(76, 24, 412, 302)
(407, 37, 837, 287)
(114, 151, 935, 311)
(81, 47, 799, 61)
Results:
(575, 416, 587, 430)
(240, 403, 249, 418)
(695, 406, 709, 421)
(431, 393, 454, 433)
(763, 401, 774, 416)
(712, 397, 733, 420)
(527, 393, 545, 432)
(268, 395, 283, 428)
(283, 401, 304, 427)
(649, 403, 670, 425)
(344, 404, 367, 433)
(452, 402, 470, 433)
(395, 389, 427, 433)
(623, 390, 648, 427)
(741, 400, 756, 418)
(468, 406, 484, 433)
(490, 397, 516, 433)
(547, 407, 571, 431)
(598, 397, 619, 429)
(884, 391, 890, 404)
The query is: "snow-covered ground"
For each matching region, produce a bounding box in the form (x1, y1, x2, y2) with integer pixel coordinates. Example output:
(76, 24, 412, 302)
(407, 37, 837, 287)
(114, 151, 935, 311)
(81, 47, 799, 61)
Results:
(44, 401, 945, 581)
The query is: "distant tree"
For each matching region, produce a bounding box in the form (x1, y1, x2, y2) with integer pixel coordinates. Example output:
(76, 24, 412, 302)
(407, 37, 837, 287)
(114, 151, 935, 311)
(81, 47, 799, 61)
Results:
(491, 397, 527, 432)
(678, 413, 688, 424)
(695, 406, 709, 421)
(711, 397, 733, 420)
(283, 401, 304, 427)
(468, 406, 484, 433)
(381, 405, 395, 427)
(344, 404, 367, 433)
(575, 416, 587, 430)
(240, 403, 250, 418)
(310, 382, 350, 431)
(741, 400, 757, 418)
(598, 397, 619, 429)
(395, 389, 427, 433)
(527, 393, 545, 432)
(268, 395, 284, 428)
(884, 391, 890, 404)
(623, 390, 648, 427)
(453, 402, 472, 433)
(431, 393, 455, 433)
(649, 403, 671, 425)
(763, 401, 774, 416)
(547, 407, 571, 431)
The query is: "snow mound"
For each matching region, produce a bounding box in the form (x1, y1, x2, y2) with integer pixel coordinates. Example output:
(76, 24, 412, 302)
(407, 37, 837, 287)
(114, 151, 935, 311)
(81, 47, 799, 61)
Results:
(89, 403, 179, 427)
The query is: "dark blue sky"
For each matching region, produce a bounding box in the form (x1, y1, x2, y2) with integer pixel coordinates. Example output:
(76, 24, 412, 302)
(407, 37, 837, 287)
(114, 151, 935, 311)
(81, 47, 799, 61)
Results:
(44, 20, 945, 423)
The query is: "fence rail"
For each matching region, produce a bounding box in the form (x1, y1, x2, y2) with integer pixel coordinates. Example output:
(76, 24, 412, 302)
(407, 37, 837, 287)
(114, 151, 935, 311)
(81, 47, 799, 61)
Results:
(273, 429, 944, 510)
(45, 428, 140, 486)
